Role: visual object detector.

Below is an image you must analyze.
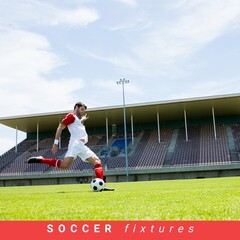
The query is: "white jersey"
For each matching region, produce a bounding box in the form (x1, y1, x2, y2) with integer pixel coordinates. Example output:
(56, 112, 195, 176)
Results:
(61, 113, 88, 144)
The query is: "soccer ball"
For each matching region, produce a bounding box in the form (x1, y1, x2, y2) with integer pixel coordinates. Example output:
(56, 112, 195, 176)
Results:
(90, 178, 105, 192)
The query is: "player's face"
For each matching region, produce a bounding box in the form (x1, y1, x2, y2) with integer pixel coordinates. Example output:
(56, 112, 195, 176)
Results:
(77, 106, 86, 115)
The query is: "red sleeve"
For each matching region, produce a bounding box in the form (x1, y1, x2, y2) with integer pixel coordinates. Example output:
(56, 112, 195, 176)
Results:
(61, 113, 75, 126)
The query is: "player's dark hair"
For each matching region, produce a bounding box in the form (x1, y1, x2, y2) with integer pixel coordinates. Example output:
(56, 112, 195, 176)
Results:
(74, 102, 87, 110)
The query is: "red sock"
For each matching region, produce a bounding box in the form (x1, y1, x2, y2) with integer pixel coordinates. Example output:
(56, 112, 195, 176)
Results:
(40, 158, 61, 168)
(94, 163, 103, 180)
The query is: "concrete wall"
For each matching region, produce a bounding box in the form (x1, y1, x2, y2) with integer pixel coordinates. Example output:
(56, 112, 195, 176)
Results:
(0, 164, 240, 187)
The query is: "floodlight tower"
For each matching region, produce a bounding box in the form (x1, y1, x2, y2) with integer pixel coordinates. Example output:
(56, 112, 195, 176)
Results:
(116, 78, 129, 182)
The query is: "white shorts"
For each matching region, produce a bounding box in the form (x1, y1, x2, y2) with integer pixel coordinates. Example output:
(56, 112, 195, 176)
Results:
(65, 139, 97, 161)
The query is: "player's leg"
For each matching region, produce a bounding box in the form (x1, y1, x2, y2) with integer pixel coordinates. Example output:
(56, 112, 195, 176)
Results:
(86, 156, 114, 191)
(86, 155, 103, 180)
(27, 140, 77, 168)
(59, 157, 74, 168)
(81, 146, 114, 191)
(27, 156, 74, 169)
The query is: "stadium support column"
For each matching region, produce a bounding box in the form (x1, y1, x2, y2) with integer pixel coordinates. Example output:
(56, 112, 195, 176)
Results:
(106, 117, 109, 147)
(184, 109, 189, 141)
(37, 123, 39, 152)
(131, 114, 134, 145)
(15, 126, 18, 153)
(157, 112, 161, 143)
(116, 78, 129, 182)
(212, 107, 217, 139)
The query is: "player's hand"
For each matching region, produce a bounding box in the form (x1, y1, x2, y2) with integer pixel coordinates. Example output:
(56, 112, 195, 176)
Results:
(81, 114, 89, 123)
(52, 144, 58, 155)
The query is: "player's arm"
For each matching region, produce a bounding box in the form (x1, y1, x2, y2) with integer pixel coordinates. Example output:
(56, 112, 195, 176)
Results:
(52, 113, 75, 154)
(52, 123, 66, 154)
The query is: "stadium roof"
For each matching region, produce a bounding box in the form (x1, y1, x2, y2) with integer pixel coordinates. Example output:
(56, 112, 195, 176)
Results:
(1, 93, 240, 133)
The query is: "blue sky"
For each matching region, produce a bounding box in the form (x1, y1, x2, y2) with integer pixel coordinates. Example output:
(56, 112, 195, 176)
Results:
(1, 0, 240, 154)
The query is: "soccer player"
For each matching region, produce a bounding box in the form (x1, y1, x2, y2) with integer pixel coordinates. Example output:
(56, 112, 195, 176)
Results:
(27, 102, 114, 191)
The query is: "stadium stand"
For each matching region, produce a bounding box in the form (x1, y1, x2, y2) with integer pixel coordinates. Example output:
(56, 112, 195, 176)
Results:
(199, 125, 230, 165)
(1, 93, 240, 185)
(0, 124, 237, 176)
(172, 126, 201, 166)
(231, 124, 240, 160)
(172, 125, 231, 166)
(132, 129, 173, 169)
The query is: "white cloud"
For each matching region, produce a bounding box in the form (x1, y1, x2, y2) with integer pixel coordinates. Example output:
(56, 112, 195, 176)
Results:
(170, 78, 240, 100)
(116, 0, 137, 7)
(0, 29, 61, 81)
(0, 28, 84, 116)
(51, 7, 99, 27)
(108, 18, 152, 32)
(0, 1, 99, 28)
(68, 46, 145, 76)
(133, 0, 240, 65)
(69, 1, 240, 80)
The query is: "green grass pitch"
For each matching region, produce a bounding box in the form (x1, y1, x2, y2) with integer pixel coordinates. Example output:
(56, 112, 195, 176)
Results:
(0, 176, 239, 220)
